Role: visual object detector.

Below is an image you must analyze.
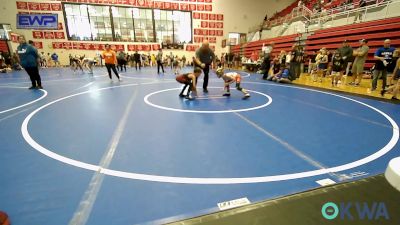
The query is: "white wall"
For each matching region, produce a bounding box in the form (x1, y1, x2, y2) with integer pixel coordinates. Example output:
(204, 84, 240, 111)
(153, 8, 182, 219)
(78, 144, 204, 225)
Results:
(0, 0, 295, 64)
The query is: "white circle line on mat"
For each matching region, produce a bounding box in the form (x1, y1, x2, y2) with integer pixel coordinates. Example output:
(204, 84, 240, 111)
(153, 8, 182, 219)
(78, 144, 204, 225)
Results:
(0, 88, 47, 114)
(143, 87, 272, 113)
(21, 82, 399, 184)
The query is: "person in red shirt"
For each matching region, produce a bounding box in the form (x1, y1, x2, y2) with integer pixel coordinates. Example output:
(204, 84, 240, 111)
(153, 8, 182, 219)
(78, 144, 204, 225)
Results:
(102, 44, 120, 81)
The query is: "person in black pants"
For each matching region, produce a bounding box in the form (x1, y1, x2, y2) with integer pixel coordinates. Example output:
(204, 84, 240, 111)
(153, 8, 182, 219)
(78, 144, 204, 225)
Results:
(261, 54, 271, 79)
(175, 68, 202, 100)
(193, 40, 215, 93)
(133, 51, 141, 70)
(156, 49, 164, 74)
(17, 36, 43, 89)
(102, 44, 121, 81)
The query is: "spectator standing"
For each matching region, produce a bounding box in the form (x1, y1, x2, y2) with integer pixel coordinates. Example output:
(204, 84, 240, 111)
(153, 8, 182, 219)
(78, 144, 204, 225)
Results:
(349, 39, 369, 86)
(51, 52, 60, 67)
(133, 51, 141, 70)
(156, 49, 165, 74)
(338, 40, 353, 76)
(354, 0, 366, 23)
(371, 39, 395, 91)
(17, 35, 43, 89)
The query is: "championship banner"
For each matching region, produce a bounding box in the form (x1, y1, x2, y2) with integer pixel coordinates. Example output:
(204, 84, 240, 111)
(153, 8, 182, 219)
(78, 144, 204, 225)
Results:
(193, 12, 201, 19)
(201, 21, 208, 28)
(197, 4, 205, 11)
(16, 2, 28, 10)
(180, 3, 188, 10)
(201, 13, 208, 20)
(40, 3, 51, 11)
(43, 31, 55, 39)
(208, 21, 215, 28)
(28, 2, 40, 10)
(205, 4, 212, 11)
(54, 32, 65, 39)
(209, 14, 216, 20)
(152, 44, 160, 50)
(32, 31, 44, 39)
(32, 41, 43, 49)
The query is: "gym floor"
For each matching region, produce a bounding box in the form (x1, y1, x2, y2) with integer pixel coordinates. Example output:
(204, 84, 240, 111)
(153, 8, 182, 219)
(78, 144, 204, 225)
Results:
(0, 66, 399, 225)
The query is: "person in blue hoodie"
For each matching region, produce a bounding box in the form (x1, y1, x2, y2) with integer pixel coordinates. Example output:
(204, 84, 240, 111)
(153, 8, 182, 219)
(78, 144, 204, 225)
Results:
(17, 35, 42, 89)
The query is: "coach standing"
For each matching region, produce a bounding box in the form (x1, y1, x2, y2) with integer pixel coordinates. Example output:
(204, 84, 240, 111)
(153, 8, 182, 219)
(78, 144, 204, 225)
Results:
(194, 40, 215, 93)
(17, 35, 42, 89)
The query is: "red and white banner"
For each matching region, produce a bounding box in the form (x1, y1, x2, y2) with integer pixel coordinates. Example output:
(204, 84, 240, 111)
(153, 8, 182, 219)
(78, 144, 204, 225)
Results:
(208, 21, 215, 28)
(152, 44, 160, 50)
(164, 2, 171, 9)
(16, 2, 28, 10)
(32, 41, 43, 49)
(197, 4, 205, 11)
(154, 1, 164, 9)
(216, 22, 223, 29)
(194, 36, 203, 43)
(209, 14, 216, 20)
(205, 0, 212, 3)
(51, 3, 62, 11)
(44, 31, 55, 39)
(128, 44, 137, 51)
(216, 30, 224, 36)
(201, 21, 208, 28)
(52, 42, 63, 49)
(28, 2, 40, 10)
(63, 42, 73, 50)
(193, 12, 201, 19)
(209, 30, 215, 36)
(197, 0, 204, 2)
(205, 5, 212, 11)
(186, 45, 198, 51)
(171, 2, 179, 10)
(32, 31, 44, 39)
(189, 4, 196, 11)
(217, 14, 224, 21)
(201, 13, 208, 20)
(209, 37, 216, 43)
(180, 3, 188, 10)
(54, 32, 65, 39)
(40, 3, 51, 11)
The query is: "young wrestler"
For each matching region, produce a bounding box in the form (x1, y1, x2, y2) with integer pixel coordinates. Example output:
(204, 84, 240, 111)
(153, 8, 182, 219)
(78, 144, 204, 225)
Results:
(331, 50, 345, 87)
(82, 57, 95, 74)
(175, 68, 202, 100)
(215, 67, 250, 99)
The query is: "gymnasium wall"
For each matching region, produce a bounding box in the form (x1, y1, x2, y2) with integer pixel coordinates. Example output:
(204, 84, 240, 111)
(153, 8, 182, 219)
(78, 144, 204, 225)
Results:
(0, 0, 294, 65)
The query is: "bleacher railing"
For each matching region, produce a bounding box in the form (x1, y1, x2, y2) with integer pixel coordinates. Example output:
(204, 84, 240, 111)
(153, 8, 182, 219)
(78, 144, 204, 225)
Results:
(249, 0, 400, 34)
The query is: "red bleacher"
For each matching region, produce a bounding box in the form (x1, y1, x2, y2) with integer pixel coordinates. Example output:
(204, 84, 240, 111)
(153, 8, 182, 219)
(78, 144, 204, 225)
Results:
(305, 17, 400, 69)
(232, 34, 300, 58)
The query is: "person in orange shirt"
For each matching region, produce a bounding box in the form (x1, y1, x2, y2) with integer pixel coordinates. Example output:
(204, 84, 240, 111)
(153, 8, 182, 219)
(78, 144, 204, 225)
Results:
(102, 44, 121, 81)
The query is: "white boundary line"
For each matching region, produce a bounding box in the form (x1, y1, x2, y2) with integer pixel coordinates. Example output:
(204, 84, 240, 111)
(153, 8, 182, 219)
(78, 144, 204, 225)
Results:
(21, 82, 399, 184)
(0, 87, 47, 114)
(144, 87, 272, 113)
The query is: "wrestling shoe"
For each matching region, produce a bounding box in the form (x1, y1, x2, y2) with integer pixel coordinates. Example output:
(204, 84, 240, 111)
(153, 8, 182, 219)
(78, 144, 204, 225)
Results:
(243, 93, 250, 99)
